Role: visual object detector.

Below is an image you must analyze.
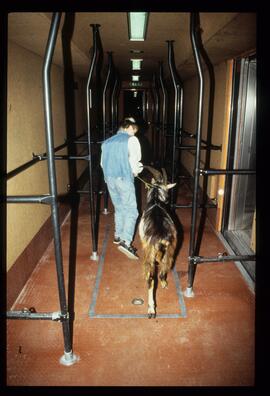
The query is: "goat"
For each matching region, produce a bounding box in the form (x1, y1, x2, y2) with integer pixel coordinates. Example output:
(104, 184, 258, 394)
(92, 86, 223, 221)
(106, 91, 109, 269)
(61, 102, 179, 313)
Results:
(138, 166, 177, 318)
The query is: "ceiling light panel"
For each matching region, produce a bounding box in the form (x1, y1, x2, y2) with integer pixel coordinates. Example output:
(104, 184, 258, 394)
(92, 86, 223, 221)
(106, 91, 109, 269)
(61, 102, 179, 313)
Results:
(131, 59, 143, 70)
(130, 49, 144, 54)
(128, 12, 149, 41)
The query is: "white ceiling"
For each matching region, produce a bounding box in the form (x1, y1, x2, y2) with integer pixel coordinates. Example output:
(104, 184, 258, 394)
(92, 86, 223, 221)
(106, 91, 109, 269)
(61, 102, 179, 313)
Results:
(8, 12, 256, 81)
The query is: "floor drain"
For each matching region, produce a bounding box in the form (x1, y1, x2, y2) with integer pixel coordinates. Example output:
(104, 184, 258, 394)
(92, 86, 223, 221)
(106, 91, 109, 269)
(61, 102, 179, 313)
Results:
(132, 298, 144, 305)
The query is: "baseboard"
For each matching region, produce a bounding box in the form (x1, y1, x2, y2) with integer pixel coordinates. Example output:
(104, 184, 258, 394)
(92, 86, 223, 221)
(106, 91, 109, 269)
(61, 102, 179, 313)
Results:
(7, 203, 70, 309)
(7, 167, 90, 309)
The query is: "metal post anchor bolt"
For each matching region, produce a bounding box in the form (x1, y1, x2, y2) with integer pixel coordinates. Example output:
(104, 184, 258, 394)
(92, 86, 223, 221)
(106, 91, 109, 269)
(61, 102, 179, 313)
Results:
(90, 251, 99, 261)
(59, 350, 79, 366)
(184, 287, 195, 298)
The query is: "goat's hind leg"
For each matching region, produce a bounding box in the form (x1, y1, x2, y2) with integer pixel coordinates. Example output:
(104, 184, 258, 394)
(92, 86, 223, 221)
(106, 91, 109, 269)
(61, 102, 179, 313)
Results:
(159, 243, 175, 289)
(155, 242, 168, 289)
(157, 248, 168, 289)
(159, 271, 168, 289)
(143, 253, 156, 318)
(147, 275, 156, 318)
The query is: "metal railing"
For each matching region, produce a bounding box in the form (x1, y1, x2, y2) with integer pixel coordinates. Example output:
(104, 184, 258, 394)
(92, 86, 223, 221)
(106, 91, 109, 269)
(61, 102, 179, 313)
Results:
(6, 12, 79, 366)
(184, 12, 256, 297)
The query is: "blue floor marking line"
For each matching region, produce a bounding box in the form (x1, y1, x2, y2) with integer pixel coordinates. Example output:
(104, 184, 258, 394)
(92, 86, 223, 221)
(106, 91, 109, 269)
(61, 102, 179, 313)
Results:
(172, 266, 187, 318)
(89, 223, 111, 317)
(88, 222, 187, 319)
(93, 313, 182, 319)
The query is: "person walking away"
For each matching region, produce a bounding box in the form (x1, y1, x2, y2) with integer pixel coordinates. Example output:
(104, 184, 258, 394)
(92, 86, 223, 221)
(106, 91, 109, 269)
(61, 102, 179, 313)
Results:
(101, 117, 143, 260)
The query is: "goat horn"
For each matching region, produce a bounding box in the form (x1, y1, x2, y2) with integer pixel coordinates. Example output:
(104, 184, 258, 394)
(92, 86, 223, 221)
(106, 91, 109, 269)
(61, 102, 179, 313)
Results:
(161, 168, 167, 184)
(143, 165, 162, 181)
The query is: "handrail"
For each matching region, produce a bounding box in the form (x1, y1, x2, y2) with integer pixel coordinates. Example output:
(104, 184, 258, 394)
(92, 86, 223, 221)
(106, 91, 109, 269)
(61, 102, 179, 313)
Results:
(6, 194, 53, 204)
(7, 144, 61, 179)
(6, 156, 42, 181)
(6, 132, 87, 181)
(181, 129, 221, 149)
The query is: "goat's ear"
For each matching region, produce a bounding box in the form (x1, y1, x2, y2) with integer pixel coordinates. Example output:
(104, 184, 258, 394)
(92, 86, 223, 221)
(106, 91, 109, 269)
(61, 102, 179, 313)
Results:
(166, 183, 176, 190)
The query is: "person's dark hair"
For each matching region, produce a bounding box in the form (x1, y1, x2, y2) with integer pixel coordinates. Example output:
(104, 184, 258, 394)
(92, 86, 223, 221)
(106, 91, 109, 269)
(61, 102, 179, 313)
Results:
(119, 117, 138, 130)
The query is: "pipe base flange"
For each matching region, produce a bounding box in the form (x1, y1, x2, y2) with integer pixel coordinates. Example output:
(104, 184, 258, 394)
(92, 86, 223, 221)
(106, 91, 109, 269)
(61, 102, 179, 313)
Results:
(184, 287, 195, 298)
(59, 351, 79, 366)
(90, 251, 99, 261)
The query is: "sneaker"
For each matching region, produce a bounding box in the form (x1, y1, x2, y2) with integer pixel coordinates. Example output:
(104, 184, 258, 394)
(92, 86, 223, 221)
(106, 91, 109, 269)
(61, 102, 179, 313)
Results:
(113, 237, 121, 244)
(118, 241, 139, 260)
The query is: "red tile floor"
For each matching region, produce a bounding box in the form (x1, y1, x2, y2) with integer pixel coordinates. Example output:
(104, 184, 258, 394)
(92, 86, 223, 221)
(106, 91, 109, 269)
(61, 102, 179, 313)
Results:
(6, 183, 255, 386)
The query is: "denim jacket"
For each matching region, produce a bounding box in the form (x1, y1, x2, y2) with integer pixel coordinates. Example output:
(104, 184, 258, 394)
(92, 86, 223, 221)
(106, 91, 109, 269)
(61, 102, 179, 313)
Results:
(101, 130, 134, 182)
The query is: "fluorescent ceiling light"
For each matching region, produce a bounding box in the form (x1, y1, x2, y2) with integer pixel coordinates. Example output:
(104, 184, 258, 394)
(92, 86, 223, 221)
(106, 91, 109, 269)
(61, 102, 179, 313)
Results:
(132, 75, 140, 81)
(131, 59, 143, 70)
(128, 12, 149, 41)
(130, 49, 144, 54)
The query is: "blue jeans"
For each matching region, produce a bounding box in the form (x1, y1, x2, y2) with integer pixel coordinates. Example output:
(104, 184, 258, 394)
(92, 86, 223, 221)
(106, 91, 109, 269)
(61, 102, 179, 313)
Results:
(106, 176, 138, 245)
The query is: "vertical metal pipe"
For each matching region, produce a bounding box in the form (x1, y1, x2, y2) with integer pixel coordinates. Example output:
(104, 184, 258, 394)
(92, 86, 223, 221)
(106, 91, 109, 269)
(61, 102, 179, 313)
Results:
(159, 62, 167, 167)
(152, 72, 160, 165)
(156, 74, 161, 164)
(1, 13, 8, 336)
(179, 81, 184, 146)
(150, 75, 156, 159)
(167, 40, 179, 206)
(221, 60, 239, 233)
(144, 90, 149, 123)
(86, 24, 100, 260)
(111, 72, 118, 133)
(102, 52, 112, 141)
(102, 52, 112, 214)
(142, 90, 146, 120)
(42, 12, 78, 365)
(185, 12, 205, 297)
(95, 28, 104, 136)
(115, 76, 120, 126)
(111, 76, 115, 132)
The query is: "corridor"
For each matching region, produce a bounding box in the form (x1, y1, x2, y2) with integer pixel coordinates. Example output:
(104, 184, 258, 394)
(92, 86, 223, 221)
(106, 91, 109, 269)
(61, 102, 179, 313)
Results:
(7, 182, 255, 386)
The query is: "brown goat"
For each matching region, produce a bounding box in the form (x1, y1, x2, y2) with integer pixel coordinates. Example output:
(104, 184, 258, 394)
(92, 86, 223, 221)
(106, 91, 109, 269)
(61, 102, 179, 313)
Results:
(138, 166, 177, 318)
